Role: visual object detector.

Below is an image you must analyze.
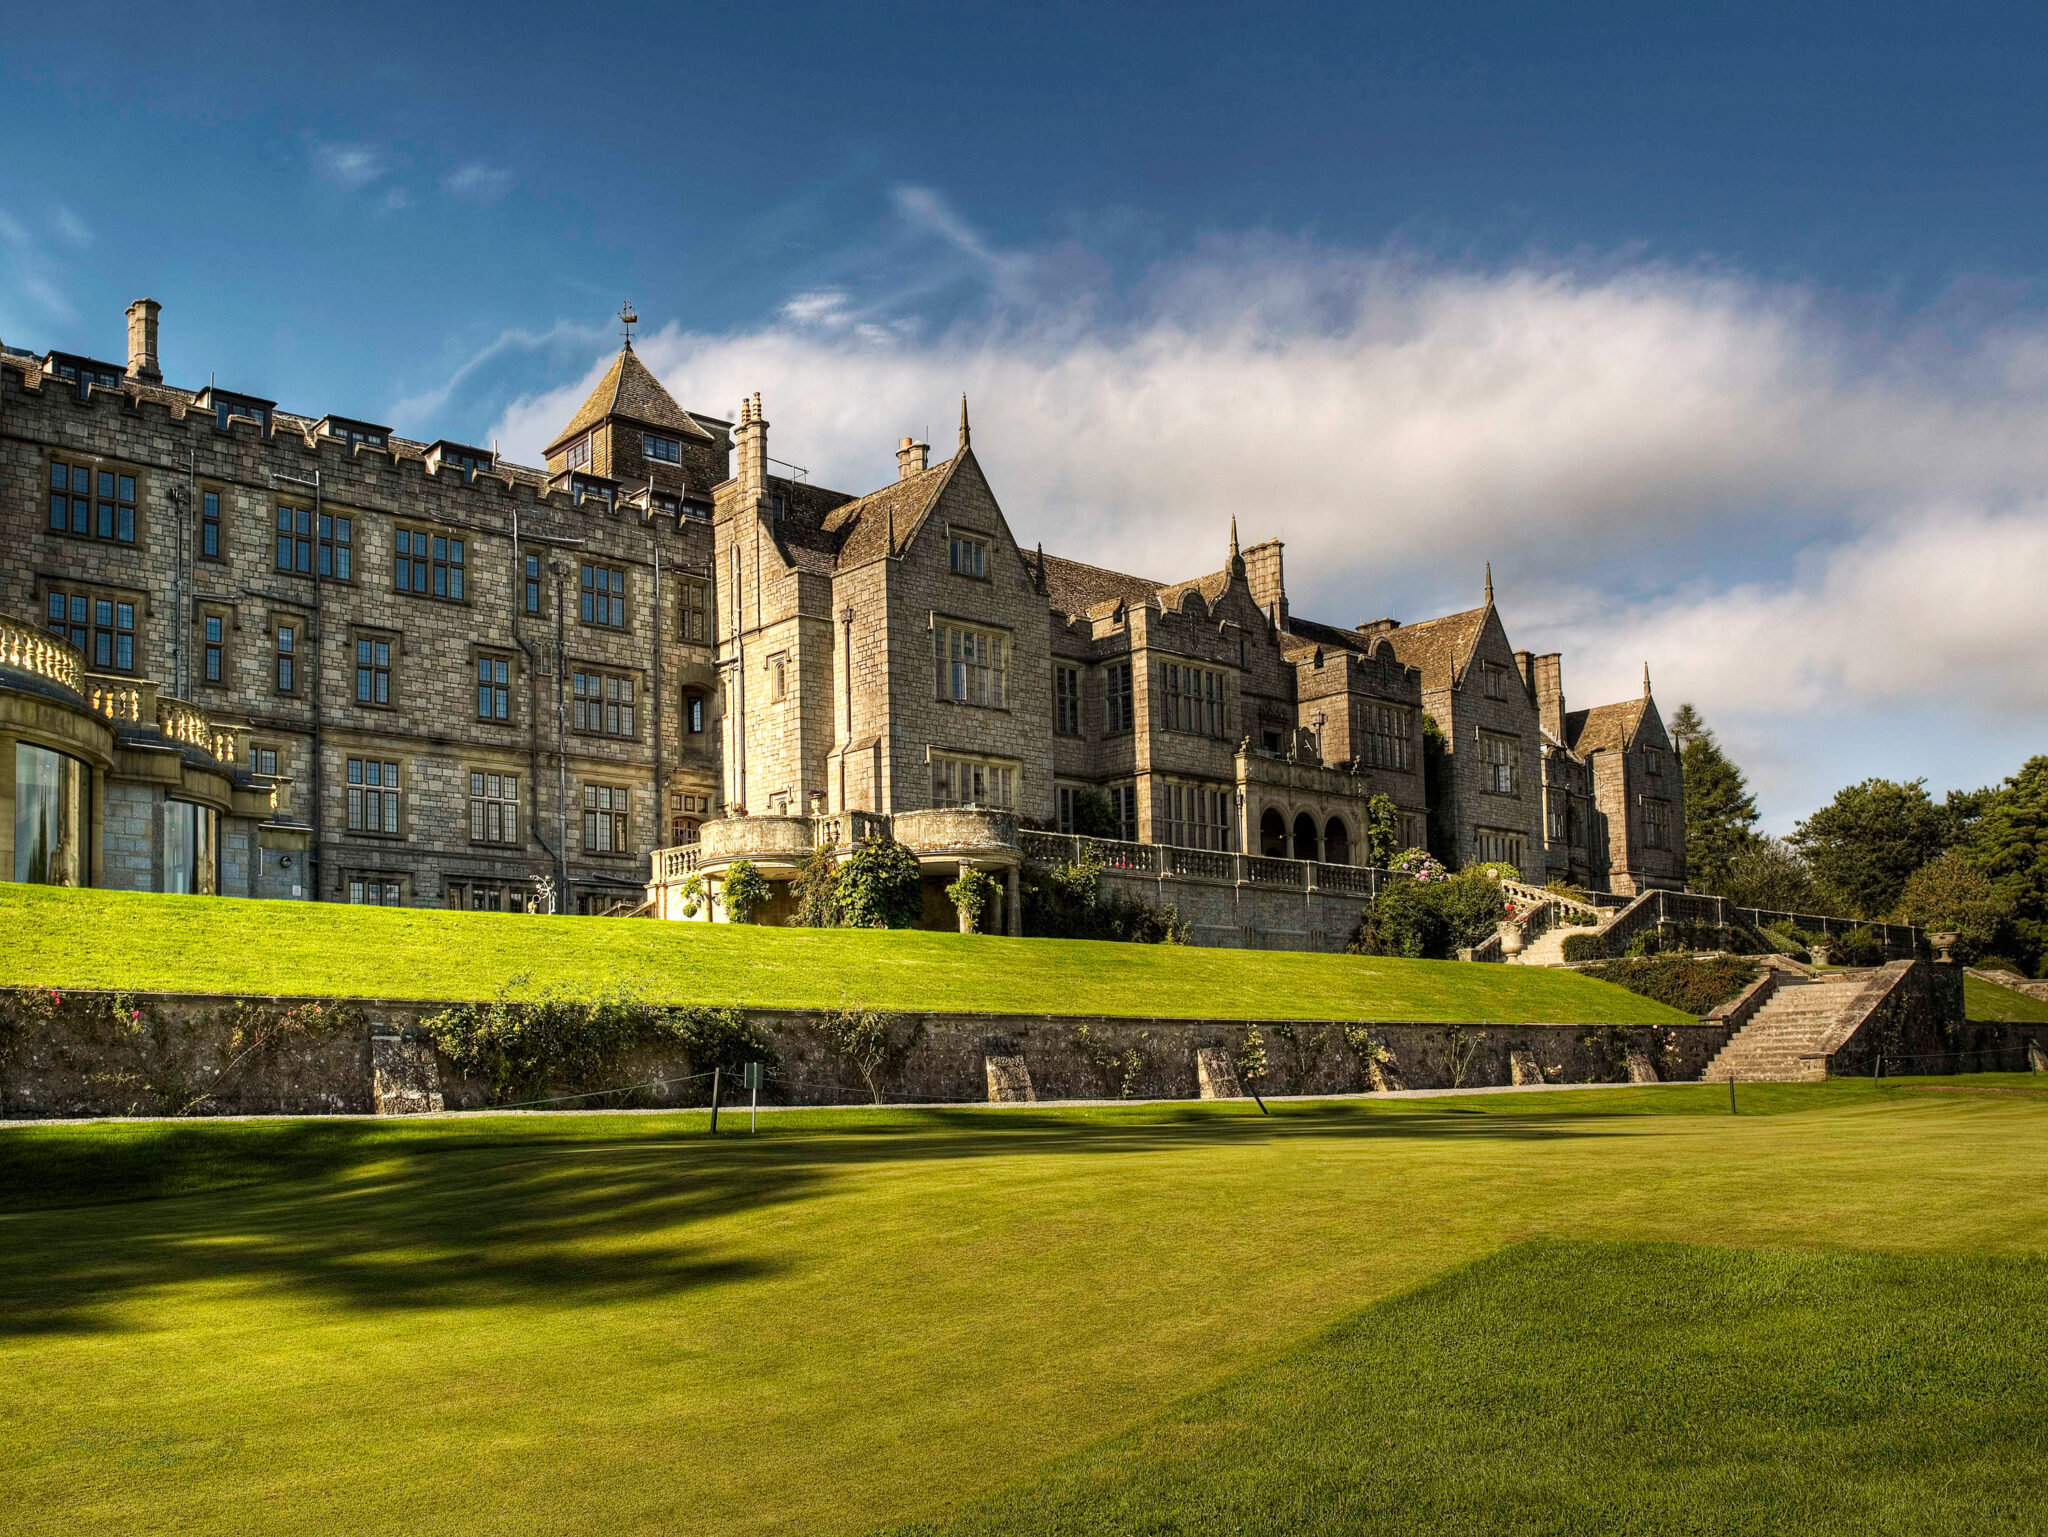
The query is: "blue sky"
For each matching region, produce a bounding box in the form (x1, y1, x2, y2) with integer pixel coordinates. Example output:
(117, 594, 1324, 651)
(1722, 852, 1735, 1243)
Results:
(5, 1, 2048, 827)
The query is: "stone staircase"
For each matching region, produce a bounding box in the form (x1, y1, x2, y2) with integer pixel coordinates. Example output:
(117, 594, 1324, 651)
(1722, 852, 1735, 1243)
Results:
(1701, 972, 1868, 1082)
(1513, 924, 1580, 967)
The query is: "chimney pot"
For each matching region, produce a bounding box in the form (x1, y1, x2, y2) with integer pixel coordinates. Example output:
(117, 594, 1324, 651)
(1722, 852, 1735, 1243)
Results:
(895, 435, 930, 479)
(125, 298, 161, 384)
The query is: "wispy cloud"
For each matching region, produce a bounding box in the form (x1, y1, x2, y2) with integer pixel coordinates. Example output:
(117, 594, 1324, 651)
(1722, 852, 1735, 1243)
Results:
(0, 206, 76, 322)
(379, 187, 413, 215)
(311, 140, 389, 191)
(479, 199, 2048, 822)
(442, 163, 515, 203)
(51, 207, 90, 248)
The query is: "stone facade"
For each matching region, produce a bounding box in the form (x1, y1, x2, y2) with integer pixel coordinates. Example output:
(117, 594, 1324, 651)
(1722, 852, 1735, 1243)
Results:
(1, 298, 1681, 926)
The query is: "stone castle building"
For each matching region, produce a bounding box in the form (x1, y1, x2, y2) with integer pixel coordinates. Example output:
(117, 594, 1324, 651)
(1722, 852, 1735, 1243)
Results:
(0, 299, 1684, 941)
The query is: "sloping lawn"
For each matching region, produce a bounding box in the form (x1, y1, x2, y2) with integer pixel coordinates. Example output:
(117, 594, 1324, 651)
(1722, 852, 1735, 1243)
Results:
(2, 1082, 2045, 1535)
(1966, 971, 2048, 1024)
(894, 1242, 2048, 1537)
(0, 883, 1687, 1024)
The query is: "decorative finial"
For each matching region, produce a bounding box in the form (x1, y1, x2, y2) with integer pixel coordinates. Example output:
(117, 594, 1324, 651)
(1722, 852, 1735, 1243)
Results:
(619, 300, 638, 350)
(1643, 661, 1652, 698)
(1484, 562, 1494, 605)
(958, 393, 971, 449)
(1229, 515, 1240, 559)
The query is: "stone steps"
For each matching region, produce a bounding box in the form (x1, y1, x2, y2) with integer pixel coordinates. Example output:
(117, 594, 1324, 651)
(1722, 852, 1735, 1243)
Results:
(1701, 979, 1855, 1082)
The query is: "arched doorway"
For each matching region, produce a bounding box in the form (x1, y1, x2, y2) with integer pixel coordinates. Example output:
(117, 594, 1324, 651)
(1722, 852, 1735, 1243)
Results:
(1292, 812, 1320, 862)
(1324, 817, 1350, 865)
(1260, 808, 1287, 858)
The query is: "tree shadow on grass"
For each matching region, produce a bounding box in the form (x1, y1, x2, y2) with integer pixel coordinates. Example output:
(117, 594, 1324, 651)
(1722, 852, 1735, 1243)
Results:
(0, 1104, 1638, 1337)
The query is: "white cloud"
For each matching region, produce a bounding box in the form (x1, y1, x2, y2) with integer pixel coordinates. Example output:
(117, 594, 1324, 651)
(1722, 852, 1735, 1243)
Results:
(51, 207, 90, 247)
(483, 207, 2048, 818)
(312, 140, 388, 190)
(442, 163, 515, 203)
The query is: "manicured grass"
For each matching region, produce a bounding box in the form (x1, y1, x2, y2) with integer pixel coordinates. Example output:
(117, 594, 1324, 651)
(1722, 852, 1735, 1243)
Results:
(0, 883, 1688, 1024)
(3, 1080, 2046, 1534)
(893, 1242, 2048, 1536)
(1966, 971, 2048, 1024)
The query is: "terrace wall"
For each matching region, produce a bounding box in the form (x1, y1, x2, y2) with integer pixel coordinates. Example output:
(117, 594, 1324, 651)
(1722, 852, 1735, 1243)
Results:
(6, 986, 2027, 1119)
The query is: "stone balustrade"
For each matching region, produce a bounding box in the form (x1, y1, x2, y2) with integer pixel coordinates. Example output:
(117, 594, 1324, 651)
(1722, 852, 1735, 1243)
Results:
(0, 613, 84, 693)
(86, 674, 149, 722)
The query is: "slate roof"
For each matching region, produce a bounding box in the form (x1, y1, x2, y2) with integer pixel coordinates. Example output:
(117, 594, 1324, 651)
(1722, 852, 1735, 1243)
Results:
(1040, 552, 1166, 618)
(1154, 568, 1234, 611)
(1564, 699, 1646, 754)
(1381, 605, 1491, 692)
(545, 347, 712, 455)
(822, 453, 962, 570)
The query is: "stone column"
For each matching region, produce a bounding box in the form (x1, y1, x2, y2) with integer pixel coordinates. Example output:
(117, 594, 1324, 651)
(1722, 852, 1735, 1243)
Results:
(1007, 864, 1022, 937)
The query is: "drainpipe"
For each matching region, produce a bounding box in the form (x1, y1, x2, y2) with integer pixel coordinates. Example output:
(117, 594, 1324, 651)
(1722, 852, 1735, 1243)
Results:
(551, 558, 571, 905)
(511, 509, 556, 900)
(272, 469, 324, 901)
(651, 478, 663, 847)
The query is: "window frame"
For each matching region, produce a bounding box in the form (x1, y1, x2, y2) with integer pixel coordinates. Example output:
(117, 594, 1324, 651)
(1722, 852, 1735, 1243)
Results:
(572, 669, 639, 738)
(199, 488, 223, 560)
(468, 769, 521, 847)
(1159, 661, 1227, 737)
(353, 630, 396, 709)
(46, 458, 139, 545)
(44, 584, 139, 673)
(273, 619, 299, 695)
(933, 621, 1010, 709)
(948, 529, 990, 580)
(579, 563, 628, 629)
(1054, 664, 1082, 736)
(641, 431, 682, 464)
(930, 752, 1018, 810)
(345, 757, 404, 838)
(476, 651, 512, 723)
(1479, 729, 1520, 797)
(1104, 661, 1135, 734)
(394, 525, 467, 602)
(581, 782, 632, 855)
(198, 607, 229, 687)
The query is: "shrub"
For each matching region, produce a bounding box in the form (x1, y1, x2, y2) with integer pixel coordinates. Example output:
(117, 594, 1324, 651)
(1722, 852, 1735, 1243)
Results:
(419, 985, 772, 1105)
(1067, 789, 1119, 840)
(723, 860, 771, 924)
(1356, 871, 1508, 959)
(1022, 851, 1186, 943)
(1363, 794, 1400, 868)
(834, 837, 924, 929)
(1893, 849, 2012, 965)
(1578, 957, 1761, 1017)
(788, 847, 841, 929)
(1072, 1022, 1149, 1098)
(1467, 861, 1522, 883)
(1977, 955, 2026, 976)
(1390, 847, 1451, 884)
(946, 867, 997, 932)
(815, 1001, 924, 1104)
(1562, 932, 1608, 963)
(1830, 926, 1887, 968)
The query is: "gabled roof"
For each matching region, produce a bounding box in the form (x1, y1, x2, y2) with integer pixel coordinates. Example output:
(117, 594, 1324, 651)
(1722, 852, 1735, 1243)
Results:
(545, 347, 711, 455)
(1041, 552, 1165, 618)
(1565, 698, 1647, 755)
(1154, 568, 1234, 612)
(1381, 605, 1490, 692)
(822, 452, 962, 570)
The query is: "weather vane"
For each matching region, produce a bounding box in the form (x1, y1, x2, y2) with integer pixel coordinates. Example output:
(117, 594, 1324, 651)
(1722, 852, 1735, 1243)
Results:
(619, 300, 638, 349)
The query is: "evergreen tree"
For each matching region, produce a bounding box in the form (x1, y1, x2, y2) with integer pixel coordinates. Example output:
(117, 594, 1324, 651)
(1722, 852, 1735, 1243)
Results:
(1964, 756, 2048, 975)
(1789, 778, 1950, 919)
(1670, 704, 1759, 894)
(1717, 836, 1817, 914)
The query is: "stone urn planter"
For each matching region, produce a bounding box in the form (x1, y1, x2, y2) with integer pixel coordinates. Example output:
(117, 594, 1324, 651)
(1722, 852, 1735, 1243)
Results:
(1498, 918, 1525, 959)
(1930, 931, 1959, 964)
(1810, 940, 1833, 967)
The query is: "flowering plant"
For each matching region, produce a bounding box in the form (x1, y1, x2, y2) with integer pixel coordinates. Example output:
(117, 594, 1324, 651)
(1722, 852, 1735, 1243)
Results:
(1390, 847, 1450, 884)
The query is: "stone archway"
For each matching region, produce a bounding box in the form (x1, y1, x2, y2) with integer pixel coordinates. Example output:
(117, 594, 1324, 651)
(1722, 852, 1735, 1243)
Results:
(1292, 812, 1320, 862)
(1324, 817, 1351, 866)
(1260, 808, 1287, 858)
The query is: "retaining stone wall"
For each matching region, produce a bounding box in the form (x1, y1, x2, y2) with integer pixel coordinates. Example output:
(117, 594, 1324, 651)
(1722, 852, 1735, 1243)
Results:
(0, 986, 1742, 1118)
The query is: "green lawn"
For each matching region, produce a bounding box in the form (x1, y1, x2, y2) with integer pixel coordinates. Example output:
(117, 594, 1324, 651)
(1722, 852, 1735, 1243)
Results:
(3, 1080, 2046, 1535)
(894, 1243, 2048, 1536)
(0, 883, 1687, 1024)
(1966, 971, 2048, 1024)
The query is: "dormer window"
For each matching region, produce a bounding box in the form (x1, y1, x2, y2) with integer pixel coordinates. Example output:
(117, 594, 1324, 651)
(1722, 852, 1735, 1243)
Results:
(319, 417, 389, 450)
(572, 475, 614, 510)
(771, 493, 786, 523)
(426, 441, 496, 483)
(47, 355, 124, 395)
(199, 388, 274, 434)
(642, 433, 681, 464)
(565, 435, 592, 472)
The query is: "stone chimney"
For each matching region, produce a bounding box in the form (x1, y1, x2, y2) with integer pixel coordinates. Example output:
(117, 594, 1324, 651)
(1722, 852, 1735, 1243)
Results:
(896, 435, 929, 479)
(1532, 652, 1566, 740)
(1514, 648, 1535, 699)
(734, 391, 768, 503)
(1355, 617, 1401, 638)
(125, 298, 162, 384)
(1242, 538, 1288, 629)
